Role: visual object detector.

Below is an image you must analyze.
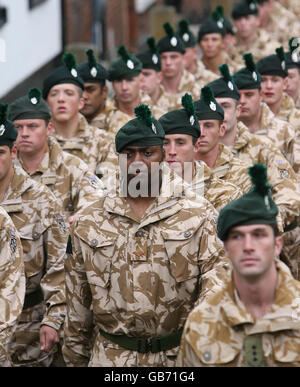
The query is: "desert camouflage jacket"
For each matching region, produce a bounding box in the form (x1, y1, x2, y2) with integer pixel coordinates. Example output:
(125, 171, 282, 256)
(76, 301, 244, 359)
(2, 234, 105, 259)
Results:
(15, 136, 105, 220)
(63, 164, 227, 367)
(0, 206, 25, 366)
(177, 260, 300, 367)
(51, 114, 114, 175)
(1, 166, 67, 331)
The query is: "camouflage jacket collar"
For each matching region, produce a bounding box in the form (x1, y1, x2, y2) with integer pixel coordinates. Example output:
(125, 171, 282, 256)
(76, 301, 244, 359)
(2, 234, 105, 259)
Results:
(103, 163, 191, 225)
(233, 121, 253, 152)
(213, 144, 234, 177)
(221, 260, 300, 333)
(52, 114, 90, 141)
(278, 93, 295, 120)
(3, 165, 34, 204)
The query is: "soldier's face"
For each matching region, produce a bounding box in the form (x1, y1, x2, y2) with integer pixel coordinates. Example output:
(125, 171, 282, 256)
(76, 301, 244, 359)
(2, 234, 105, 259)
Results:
(139, 69, 161, 98)
(81, 82, 107, 120)
(238, 89, 262, 119)
(224, 224, 283, 280)
(234, 15, 258, 40)
(199, 34, 224, 59)
(216, 98, 238, 134)
(195, 120, 226, 155)
(46, 84, 84, 123)
(14, 119, 51, 155)
(285, 68, 300, 102)
(260, 75, 286, 106)
(163, 134, 196, 181)
(160, 52, 185, 79)
(112, 76, 140, 105)
(119, 145, 164, 197)
(0, 145, 14, 182)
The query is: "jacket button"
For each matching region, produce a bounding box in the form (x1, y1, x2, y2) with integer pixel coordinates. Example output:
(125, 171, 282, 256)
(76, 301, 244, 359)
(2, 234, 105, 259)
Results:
(135, 230, 144, 238)
(32, 232, 39, 240)
(184, 231, 191, 238)
(103, 340, 108, 348)
(90, 239, 98, 248)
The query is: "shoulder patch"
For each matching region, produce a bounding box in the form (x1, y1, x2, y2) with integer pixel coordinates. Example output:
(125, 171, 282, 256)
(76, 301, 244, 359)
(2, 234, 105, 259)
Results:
(88, 175, 101, 189)
(10, 230, 17, 261)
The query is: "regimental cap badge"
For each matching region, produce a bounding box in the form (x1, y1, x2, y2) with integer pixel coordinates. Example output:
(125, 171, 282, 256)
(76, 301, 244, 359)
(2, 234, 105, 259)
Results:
(146, 37, 160, 66)
(0, 104, 8, 136)
(210, 101, 217, 111)
(152, 123, 157, 134)
(219, 64, 235, 91)
(63, 52, 78, 78)
(163, 22, 178, 47)
(170, 36, 178, 47)
(28, 88, 42, 105)
(190, 115, 195, 126)
(183, 33, 190, 42)
(212, 10, 224, 30)
(118, 45, 135, 70)
(152, 54, 159, 65)
(86, 49, 99, 77)
(252, 71, 258, 81)
(228, 81, 234, 90)
(276, 46, 286, 72)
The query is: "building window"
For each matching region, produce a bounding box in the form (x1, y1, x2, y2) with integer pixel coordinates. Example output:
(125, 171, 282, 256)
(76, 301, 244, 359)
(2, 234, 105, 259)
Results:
(0, 7, 7, 28)
(29, 0, 48, 10)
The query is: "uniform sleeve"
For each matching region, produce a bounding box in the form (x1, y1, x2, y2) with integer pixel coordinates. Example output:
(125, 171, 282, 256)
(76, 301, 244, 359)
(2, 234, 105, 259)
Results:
(40, 197, 68, 331)
(0, 219, 25, 366)
(62, 231, 93, 367)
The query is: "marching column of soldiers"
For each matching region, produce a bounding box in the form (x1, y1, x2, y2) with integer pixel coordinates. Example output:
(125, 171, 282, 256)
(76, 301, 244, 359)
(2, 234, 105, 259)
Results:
(1, 0, 300, 367)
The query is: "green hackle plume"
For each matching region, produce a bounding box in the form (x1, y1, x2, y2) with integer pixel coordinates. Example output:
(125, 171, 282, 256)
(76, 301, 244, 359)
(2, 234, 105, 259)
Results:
(243, 53, 257, 72)
(182, 93, 195, 116)
(163, 22, 175, 38)
(276, 46, 286, 62)
(134, 104, 154, 127)
(0, 103, 8, 125)
(28, 88, 42, 104)
(201, 86, 215, 105)
(86, 49, 98, 69)
(248, 164, 271, 197)
(219, 63, 233, 82)
(62, 52, 77, 71)
(146, 37, 159, 55)
(118, 45, 131, 61)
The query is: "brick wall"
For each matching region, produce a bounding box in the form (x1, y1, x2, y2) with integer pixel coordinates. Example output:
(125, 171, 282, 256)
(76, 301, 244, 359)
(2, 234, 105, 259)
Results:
(63, 0, 93, 44)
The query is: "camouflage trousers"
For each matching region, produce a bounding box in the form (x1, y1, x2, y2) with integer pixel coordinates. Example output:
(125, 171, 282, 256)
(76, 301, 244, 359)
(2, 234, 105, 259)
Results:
(9, 302, 56, 367)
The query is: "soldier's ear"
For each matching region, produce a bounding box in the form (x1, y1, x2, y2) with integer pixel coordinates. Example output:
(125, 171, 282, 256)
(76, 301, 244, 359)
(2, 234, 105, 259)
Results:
(11, 144, 18, 159)
(47, 121, 54, 136)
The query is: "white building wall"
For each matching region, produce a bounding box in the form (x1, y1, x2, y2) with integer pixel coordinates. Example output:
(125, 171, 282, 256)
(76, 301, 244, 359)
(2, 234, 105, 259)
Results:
(0, 0, 62, 98)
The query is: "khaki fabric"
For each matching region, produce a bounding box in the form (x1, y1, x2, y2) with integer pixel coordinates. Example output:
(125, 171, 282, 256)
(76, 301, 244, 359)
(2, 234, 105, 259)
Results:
(62, 164, 228, 367)
(177, 260, 300, 367)
(0, 206, 25, 367)
(15, 136, 105, 221)
(1, 166, 67, 366)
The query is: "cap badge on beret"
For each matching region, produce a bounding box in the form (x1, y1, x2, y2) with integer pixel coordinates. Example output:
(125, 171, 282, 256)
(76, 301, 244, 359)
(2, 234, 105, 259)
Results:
(249, 1, 257, 11)
(127, 59, 135, 69)
(292, 51, 299, 63)
(252, 71, 258, 81)
(152, 54, 159, 64)
(0, 125, 5, 136)
(210, 101, 217, 111)
(190, 115, 195, 126)
(71, 68, 78, 77)
(183, 33, 190, 42)
(217, 20, 224, 29)
(63, 52, 79, 79)
(170, 36, 178, 47)
(90, 67, 98, 77)
(152, 123, 157, 134)
(228, 81, 234, 90)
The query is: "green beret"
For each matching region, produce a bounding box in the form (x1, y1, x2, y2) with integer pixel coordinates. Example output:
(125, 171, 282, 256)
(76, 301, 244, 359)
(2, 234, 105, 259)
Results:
(233, 53, 262, 90)
(232, 0, 258, 20)
(9, 88, 51, 122)
(108, 46, 143, 82)
(157, 23, 186, 54)
(43, 53, 84, 99)
(78, 49, 108, 83)
(215, 6, 235, 36)
(194, 86, 224, 121)
(257, 47, 288, 78)
(285, 38, 300, 70)
(136, 37, 161, 72)
(217, 164, 278, 241)
(198, 11, 226, 42)
(159, 93, 200, 138)
(207, 64, 240, 100)
(115, 105, 165, 153)
(0, 104, 18, 147)
(176, 20, 197, 48)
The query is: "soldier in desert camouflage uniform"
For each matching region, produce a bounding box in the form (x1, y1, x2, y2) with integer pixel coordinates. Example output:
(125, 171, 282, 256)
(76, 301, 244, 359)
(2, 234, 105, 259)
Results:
(78, 49, 114, 130)
(279, 0, 300, 18)
(0, 104, 67, 367)
(159, 93, 243, 211)
(0, 206, 25, 367)
(177, 164, 300, 367)
(228, 0, 279, 67)
(235, 53, 300, 177)
(104, 45, 164, 137)
(155, 23, 201, 113)
(194, 87, 252, 193)
(43, 53, 115, 177)
(176, 20, 218, 88)
(8, 89, 105, 224)
(62, 105, 227, 367)
(197, 12, 240, 76)
(207, 67, 300, 276)
(257, 0, 300, 49)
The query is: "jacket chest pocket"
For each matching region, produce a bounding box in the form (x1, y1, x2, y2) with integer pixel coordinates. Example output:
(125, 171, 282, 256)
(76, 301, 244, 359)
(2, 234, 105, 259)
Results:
(162, 229, 200, 283)
(84, 237, 116, 289)
(19, 225, 48, 277)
